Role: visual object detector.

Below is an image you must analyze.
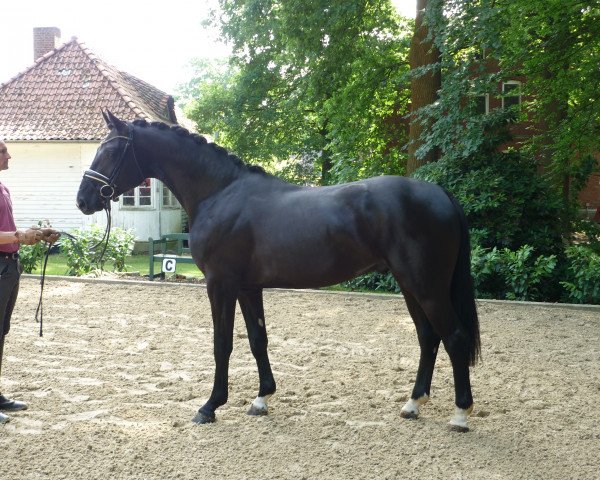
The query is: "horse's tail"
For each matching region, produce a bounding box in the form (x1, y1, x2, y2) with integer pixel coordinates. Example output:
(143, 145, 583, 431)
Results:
(446, 189, 481, 366)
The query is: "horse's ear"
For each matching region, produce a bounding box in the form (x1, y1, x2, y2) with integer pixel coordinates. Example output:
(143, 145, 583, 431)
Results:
(101, 109, 111, 128)
(102, 109, 127, 132)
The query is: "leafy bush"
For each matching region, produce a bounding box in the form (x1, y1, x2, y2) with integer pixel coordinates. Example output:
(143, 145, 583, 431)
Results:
(560, 245, 600, 304)
(341, 271, 400, 293)
(59, 225, 135, 276)
(471, 245, 557, 301)
(414, 149, 564, 257)
(19, 242, 48, 274)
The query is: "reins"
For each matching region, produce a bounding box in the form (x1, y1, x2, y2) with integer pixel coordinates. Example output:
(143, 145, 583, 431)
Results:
(34, 206, 112, 337)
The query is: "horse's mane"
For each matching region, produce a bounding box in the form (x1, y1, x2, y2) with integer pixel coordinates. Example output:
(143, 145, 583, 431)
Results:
(131, 119, 267, 175)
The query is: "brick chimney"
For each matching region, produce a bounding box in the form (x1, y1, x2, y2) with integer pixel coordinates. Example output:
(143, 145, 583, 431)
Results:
(33, 27, 61, 61)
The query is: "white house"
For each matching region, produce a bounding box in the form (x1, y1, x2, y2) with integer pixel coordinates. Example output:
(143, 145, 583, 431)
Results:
(0, 27, 188, 242)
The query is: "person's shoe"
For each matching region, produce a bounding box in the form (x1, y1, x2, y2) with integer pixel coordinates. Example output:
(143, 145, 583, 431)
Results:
(0, 411, 10, 423)
(0, 394, 27, 411)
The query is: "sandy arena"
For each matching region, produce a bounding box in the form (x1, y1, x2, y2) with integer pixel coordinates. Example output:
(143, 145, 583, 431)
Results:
(1, 276, 599, 479)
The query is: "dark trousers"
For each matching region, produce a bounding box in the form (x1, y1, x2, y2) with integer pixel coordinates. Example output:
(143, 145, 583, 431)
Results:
(0, 258, 21, 339)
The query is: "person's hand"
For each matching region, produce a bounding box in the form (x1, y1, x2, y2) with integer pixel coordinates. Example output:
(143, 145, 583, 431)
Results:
(40, 228, 61, 244)
(15, 228, 43, 245)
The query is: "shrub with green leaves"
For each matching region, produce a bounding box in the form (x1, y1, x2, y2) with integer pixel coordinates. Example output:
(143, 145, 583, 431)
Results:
(560, 245, 600, 304)
(59, 225, 135, 276)
(19, 242, 48, 274)
(413, 149, 564, 257)
(341, 271, 400, 294)
(471, 244, 557, 301)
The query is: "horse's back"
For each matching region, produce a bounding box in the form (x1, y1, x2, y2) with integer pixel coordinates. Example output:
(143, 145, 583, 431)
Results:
(192, 174, 461, 290)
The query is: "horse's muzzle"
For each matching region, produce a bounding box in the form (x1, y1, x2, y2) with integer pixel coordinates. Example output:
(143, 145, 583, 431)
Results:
(76, 184, 107, 215)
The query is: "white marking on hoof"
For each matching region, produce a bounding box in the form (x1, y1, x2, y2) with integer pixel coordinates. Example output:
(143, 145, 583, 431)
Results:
(248, 395, 271, 416)
(258, 317, 264, 327)
(449, 405, 473, 432)
(400, 394, 429, 419)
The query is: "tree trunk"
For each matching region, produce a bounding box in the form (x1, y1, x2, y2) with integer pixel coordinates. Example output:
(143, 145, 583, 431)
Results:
(406, 0, 442, 175)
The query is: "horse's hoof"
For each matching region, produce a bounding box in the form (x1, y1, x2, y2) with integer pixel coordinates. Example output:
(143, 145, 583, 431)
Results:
(247, 404, 268, 416)
(449, 423, 469, 433)
(400, 395, 428, 419)
(192, 410, 215, 424)
(400, 410, 419, 420)
(247, 395, 270, 417)
(448, 405, 472, 432)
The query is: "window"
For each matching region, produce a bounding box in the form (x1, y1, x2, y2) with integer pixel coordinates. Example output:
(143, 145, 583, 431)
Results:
(162, 183, 180, 208)
(502, 81, 521, 111)
(475, 94, 489, 115)
(121, 178, 153, 208)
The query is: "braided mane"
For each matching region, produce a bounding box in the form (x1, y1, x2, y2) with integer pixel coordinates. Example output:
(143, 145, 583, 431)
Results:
(131, 119, 266, 175)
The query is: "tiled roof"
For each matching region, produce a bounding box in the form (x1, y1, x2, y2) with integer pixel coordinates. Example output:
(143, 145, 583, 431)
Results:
(0, 37, 178, 141)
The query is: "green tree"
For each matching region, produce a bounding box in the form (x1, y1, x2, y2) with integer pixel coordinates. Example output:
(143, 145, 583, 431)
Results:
(182, 0, 412, 185)
(419, 0, 600, 209)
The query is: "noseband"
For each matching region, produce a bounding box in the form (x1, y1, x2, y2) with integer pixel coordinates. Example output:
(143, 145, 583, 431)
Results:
(83, 124, 144, 201)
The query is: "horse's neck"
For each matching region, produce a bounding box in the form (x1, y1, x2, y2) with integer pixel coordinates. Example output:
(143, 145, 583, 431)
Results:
(144, 143, 242, 218)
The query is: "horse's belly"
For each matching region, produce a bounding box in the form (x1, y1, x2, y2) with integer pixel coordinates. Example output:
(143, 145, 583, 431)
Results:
(247, 242, 383, 289)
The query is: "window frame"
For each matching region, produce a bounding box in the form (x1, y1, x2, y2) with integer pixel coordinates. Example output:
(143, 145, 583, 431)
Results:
(119, 178, 155, 210)
(161, 182, 180, 210)
(502, 80, 522, 111)
(475, 93, 490, 115)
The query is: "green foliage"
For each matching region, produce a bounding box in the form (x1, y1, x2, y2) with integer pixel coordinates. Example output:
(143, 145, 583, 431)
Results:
(471, 245, 557, 301)
(413, 142, 564, 257)
(59, 225, 135, 276)
(421, 0, 600, 209)
(181, 0, 412, 185)
(560, 245, 600, 304)
(18, 242, 48, 274)
(341, 270, 400, 294)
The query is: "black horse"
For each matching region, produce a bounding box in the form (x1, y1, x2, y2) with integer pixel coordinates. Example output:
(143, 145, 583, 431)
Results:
(77, 111, 480, 431)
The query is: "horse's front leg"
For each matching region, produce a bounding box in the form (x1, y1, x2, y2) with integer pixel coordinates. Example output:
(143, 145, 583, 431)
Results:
(193, 280, 238, 424)
(238, 289, 276, 416)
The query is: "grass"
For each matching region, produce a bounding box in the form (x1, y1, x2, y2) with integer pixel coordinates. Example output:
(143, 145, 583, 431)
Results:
(30, 253, 204, 279)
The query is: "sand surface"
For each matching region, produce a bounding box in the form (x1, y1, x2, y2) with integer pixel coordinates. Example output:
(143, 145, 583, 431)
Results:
(1, 277, 599, 479)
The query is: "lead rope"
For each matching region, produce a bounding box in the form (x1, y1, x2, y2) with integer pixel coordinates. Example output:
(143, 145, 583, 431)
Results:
(35, 205, 112, 337)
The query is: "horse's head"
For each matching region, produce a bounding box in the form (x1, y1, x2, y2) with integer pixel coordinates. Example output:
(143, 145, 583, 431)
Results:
(76, 110, 145, 214)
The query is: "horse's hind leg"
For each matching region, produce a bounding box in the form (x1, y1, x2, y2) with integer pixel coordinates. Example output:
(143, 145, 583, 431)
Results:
(421, 297, 474, 432)
(400, 290, 441, 419)
(442, 324, 474, 432)
(238, 289, 276, 416)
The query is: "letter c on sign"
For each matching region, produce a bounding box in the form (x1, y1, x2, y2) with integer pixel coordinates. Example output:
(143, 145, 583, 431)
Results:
(162, 258, 177, 273)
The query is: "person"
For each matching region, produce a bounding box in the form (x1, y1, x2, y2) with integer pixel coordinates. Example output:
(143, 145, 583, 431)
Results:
(0, 139, 60, 424)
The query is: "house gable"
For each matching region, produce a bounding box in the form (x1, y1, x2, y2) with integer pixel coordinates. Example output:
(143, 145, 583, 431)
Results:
(0, 37, 178, 141)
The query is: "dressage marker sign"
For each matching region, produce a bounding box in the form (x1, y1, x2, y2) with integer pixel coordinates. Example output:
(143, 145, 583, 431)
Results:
(162, 257, 177, 273)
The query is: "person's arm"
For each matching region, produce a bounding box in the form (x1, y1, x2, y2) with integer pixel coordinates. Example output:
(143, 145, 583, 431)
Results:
(0, 228, 44, 245)
(0, 231, 18, 244)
